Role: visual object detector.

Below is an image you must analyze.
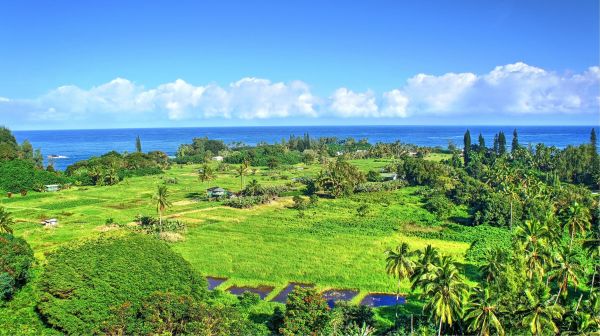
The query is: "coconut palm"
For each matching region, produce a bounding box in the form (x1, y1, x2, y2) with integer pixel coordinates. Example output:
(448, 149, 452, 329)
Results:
(385, 242, 415, 318)
(198, 164, 215, 187)
(236, 161, 249, 189)
(521, 288, 564, 336)
(515, 220, 551, 280)
(464, 286, 504, 336)
(410, 244, 439, 290)
(561, 202, 591, 250)
(549, 247, 582, 303)
(479, 248, 508, 284)
(154, 184, 172, 226)
(0, 206, 14, 234)
(421, 255, 468, 336)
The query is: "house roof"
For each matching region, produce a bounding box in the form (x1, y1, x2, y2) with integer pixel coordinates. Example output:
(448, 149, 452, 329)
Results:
(207, 187, 226, 192)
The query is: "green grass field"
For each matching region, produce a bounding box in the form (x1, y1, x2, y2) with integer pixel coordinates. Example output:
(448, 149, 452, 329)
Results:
(2, 155, 470, 304)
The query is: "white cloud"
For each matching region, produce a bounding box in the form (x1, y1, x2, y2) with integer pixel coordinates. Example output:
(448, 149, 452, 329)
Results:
(329, 88, 378, 117)
(0, 62, 597, 127)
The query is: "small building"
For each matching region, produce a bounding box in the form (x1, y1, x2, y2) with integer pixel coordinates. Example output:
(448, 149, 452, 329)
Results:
(380, 173, 398, 181)
(41, 218, 58, 227)
(212, 156, 224, 161)
(45, 184, 60, 192)
(207, 187, 228, 198)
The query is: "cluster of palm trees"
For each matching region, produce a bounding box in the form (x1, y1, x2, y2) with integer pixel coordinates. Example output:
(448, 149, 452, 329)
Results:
(385, 229, 599, 335)
(385, 243, 468, 336)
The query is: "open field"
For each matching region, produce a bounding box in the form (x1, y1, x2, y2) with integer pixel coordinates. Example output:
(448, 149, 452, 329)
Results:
(1, 155, 472, 303)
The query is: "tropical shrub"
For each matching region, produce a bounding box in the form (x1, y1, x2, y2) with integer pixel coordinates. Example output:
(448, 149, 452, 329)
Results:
(0, 233, 34, 300)
(37, 234, 207, 334)
(224, 195, 270, 208)
(280, 287, 330, 336)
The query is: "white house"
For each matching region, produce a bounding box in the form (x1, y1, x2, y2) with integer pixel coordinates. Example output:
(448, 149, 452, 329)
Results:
(212, 156, 224, 161)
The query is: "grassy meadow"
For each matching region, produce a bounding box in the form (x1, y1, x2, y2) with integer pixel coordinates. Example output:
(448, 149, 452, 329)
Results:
(1, 155, 475, 306)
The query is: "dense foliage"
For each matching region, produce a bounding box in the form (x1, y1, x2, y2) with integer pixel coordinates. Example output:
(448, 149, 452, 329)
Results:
(65, 150, 168, 186)
(0, 233, 34, 300)
(37, 234, 207, 334)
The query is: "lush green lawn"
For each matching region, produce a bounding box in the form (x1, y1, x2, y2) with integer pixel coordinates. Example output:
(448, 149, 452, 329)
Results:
(2, 157, 470, 303)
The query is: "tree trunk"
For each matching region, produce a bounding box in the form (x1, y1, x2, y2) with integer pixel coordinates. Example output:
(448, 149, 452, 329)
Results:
(569, 228, 574, 251)
(411, 314, 414, 335)
(575, 294, 583, 313)
(438, 316, 443, 336)
(395, 278, 400, 321)
(554, 283, 563, 304)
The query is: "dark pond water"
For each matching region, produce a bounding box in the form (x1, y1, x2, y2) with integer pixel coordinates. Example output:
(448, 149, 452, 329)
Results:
(271, 282, 315, 303)
(360, 293, 406, 307)
(227, 285, 274, 299)
(206, 276, 228, 290)
(321, 289, 359, 308)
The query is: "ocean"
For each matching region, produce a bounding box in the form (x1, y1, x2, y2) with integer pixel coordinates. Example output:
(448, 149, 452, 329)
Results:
(12, 125, 597, 170)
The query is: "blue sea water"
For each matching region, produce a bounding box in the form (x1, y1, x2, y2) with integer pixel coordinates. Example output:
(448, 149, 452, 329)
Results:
(12, 125, 597, 170)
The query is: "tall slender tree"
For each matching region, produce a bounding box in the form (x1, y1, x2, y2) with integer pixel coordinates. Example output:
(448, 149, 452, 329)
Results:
(498, 131, 507, 155)
(411, 244, 439, 290)
(511, 129, 520, 155)
(154, 184, 171, 226)
(135, 135, 142, 153)
(236, 160, 249, 189)
(385, 242, 415, 318)
(198, 164, 215, 189)
(421, 256, 468, 336)
(478, 133, 486, 154)
(549, 247, 582, 303)
(463, 130, 472, 165)
(561, 202, 591, 250)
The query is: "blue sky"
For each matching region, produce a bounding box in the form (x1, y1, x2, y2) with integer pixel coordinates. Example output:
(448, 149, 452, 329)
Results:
(0, 0, 598, 129)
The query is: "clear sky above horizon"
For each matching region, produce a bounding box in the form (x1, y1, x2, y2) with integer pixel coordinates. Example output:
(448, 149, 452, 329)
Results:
(0, 0, 598, 129)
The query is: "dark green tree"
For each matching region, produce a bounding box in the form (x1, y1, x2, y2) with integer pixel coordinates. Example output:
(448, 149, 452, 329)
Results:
(512, 129, 520, 155)
(498, 131, 507, 155)
(464, 129, 472, 165)
(135, 135, 142, 153)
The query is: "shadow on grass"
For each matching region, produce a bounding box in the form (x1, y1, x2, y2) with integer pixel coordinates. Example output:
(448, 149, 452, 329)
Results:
(185, 192, 205, 199)
(458, 262, 481, 283)
(449, 216, 472, 226)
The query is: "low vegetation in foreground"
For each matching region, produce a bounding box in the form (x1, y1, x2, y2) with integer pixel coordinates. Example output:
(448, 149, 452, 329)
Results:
(0, 127, 598, 335)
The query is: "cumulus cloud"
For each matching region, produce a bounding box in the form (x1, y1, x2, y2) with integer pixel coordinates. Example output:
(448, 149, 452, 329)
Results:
(329, 88, 378, 117)
(0, 62, 597, 127)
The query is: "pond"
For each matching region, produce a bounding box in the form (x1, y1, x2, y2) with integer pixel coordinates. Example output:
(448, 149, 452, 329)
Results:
(360, 293, 406, 307)
(321, 289, 359, 308)
(227, 285, 274, 299)
(206, 276, 228, 290)
(271, 282, 314, 303)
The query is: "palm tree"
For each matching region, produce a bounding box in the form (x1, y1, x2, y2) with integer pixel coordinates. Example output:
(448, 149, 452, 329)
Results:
(154, 184, 172, 226)
(549, 247, 582, 303)
(521, 288, 564, 336)
(465, 286, 504, 336)
(385, 242, 415, 318)
(0, 207, 14, 234)
(515, 220, 551, 280)
(236, 161, 249, 189)
(479, 248, 508, 284)
(410, 244, 439, 290)
(561, 202, 591, 250)
(421, 255, 468, 336)
(198, 164, 215, 188)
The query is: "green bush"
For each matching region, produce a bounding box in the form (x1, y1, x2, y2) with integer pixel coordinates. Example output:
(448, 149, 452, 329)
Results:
(0, 233, 34, 300)
(37, 234, 207, 334)
(224, 195, 270, 208)
(424, 193, 454, 220)
(281, 287, 330, 336)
